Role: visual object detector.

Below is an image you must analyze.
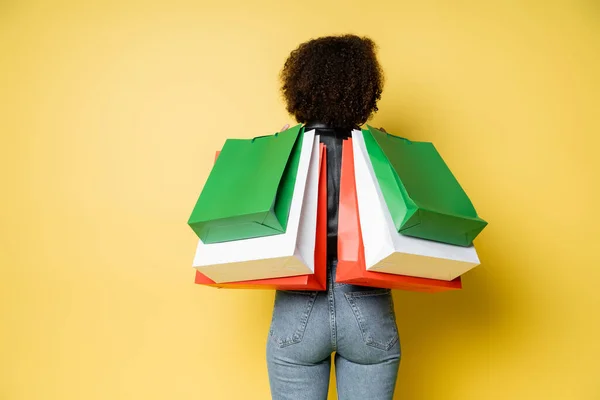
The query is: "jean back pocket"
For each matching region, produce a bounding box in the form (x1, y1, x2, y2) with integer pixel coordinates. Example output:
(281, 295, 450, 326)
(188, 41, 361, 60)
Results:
(269, 291, 317, 348)
(344, 290, 399, 351)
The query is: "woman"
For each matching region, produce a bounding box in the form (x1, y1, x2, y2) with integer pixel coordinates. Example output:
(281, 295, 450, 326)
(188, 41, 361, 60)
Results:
(266, 35, 401, 400)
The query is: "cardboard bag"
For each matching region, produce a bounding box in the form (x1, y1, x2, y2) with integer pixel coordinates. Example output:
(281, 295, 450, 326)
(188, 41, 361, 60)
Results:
(352, 130, 480, 281)
(194, 144, 328, 290)
(362, 126, 487, 247)
(336, 137, 462, 292)
(188, 124, 303, 243)
(192, 130, 319, 283)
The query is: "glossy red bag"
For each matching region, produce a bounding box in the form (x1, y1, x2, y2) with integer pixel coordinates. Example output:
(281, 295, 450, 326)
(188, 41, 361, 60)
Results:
(336, 138, 462, 293)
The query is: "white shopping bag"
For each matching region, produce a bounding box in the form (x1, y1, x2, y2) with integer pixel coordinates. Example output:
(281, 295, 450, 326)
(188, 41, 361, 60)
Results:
(193, 130, 320, 283)
(352, 130, 480, 281)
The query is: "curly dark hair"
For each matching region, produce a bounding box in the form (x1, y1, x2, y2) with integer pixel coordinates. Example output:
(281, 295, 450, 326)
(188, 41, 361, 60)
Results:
(280, 34, 384, 128)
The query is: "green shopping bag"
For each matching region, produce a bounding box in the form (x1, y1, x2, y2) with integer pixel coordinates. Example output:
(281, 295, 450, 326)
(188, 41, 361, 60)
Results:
(362, 126, 487, 247)
(188, 124, 304, 243)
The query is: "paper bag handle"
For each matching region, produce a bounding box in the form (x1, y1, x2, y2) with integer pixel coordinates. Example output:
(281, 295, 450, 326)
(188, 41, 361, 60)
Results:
(251, 132, 279, 142)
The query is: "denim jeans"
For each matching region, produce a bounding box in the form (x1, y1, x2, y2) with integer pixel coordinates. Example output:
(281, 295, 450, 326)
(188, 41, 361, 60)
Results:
(266, 261, 401, 399)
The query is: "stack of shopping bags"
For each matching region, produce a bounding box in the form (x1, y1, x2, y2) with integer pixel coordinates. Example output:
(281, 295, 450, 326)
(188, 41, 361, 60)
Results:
(188, 125, 487, 293)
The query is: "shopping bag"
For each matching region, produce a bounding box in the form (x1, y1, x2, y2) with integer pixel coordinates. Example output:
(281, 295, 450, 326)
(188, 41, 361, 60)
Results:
(188, 124, 304, 243)
(362, 126, 487, 247)
(353, 130, 480, 281)
(194, 144, 328, 290)
(336, 138, 462, 292)
(192, 130, 319, 283)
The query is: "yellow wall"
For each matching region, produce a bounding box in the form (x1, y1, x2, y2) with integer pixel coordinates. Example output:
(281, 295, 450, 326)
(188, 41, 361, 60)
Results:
(1, 1, 599, 399)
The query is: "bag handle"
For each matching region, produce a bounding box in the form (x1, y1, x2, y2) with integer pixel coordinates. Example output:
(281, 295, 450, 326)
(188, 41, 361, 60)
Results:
(250, 124, 304, 142)
(387, 133, 412, 144)
(368, 125, 413, 144)
(251, 132, 279, 142)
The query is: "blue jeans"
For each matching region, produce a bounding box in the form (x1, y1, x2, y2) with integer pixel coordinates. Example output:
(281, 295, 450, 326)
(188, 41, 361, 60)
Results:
(266, 261, 401, 399)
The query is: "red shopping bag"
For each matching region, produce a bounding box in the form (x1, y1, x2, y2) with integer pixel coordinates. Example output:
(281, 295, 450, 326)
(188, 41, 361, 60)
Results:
(193, 144, 328, 290)
(336, 138, 462, 293)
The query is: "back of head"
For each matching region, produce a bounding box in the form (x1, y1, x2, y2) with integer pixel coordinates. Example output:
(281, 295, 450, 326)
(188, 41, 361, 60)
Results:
(280, 35, 384, 129)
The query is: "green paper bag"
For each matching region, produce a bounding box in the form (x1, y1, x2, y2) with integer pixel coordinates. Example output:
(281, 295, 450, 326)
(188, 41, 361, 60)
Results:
(188, 124, 304, 243)
(362, 126, 487, 247)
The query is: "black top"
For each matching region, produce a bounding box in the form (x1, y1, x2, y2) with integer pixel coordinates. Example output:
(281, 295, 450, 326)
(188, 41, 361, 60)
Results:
(303, 122, 355, 263)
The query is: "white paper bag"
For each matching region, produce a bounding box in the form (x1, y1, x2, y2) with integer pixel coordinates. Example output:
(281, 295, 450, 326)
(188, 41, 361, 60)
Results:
(192, 130, 319, 283)
(352, 130, 480, 281)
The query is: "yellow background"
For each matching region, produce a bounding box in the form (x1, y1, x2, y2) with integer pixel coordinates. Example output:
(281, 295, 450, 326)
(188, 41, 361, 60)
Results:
(1, 0, 599, 399)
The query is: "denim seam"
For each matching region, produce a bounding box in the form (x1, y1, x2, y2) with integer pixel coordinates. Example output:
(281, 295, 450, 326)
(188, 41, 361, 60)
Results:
(345, 290, 391, 298)
(328, 268, 337, 351)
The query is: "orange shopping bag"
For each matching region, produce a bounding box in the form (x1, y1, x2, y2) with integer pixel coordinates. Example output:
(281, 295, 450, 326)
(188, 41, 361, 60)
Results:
(336, 138, 462, 293)
(194, 144, 328, 290)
